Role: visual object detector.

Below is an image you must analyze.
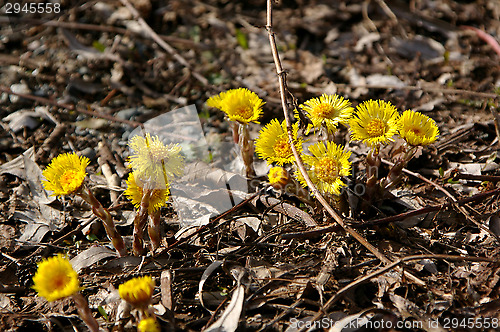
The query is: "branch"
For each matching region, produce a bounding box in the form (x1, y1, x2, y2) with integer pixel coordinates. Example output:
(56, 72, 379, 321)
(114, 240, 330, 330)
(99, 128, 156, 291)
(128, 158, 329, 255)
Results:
(265, 0, 424, 287)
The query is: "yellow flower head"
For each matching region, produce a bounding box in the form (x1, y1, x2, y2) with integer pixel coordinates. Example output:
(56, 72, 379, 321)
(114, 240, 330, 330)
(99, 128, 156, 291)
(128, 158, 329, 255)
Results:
(138, 317, 160, 332)
(124, 172, 170, 214)
(255, 119, 303, 165)
(128, 133, 184, 189)
(398, 110, 439, 146)
(118, 276, 154, 308)
(207, 88, 264, 124)
(295, 141, 351, 196)
(268, 166, 290, 190)
(32, 254, 80, 302)
(300, 94, 353, 133)
(349, 100, 400, 147)
(42, 153, 90, 196)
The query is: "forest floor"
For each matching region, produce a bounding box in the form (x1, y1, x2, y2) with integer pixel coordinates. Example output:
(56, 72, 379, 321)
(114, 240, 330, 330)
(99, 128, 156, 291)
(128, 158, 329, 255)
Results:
(1, 0, 500, 331)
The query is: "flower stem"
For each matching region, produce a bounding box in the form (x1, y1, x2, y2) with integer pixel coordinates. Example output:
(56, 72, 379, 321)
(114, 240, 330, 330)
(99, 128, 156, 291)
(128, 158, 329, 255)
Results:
(363, 146, 381, 203)
(383, 144, 417, 190)
(78, 185, 126, 257)
(72, 293, 100, 332)
(133, 189, 152, 256)
(238, 123, 256, 178)
(148, 209, 161, 251)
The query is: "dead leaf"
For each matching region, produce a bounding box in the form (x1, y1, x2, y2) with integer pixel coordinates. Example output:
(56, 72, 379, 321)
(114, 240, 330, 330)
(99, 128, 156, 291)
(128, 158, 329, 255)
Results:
(198, 260, 224, 314)
(204, 266, 247, 332)
(70, 246, 117, 273)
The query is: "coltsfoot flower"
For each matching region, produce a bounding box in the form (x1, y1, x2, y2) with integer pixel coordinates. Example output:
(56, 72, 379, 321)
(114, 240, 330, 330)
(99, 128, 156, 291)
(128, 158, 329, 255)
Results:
(138, 317, 160, 332)
(267, 166, 290, 190)
(32, 254, 80, 302)
(398, 110, 439, 146)
(255, 119, 303, 165)
(296, 141, 352, 196)
(207, 88, 264, 124)
(350, 100, 400, 147)
(300, 94, 353, 133)
(128, 133, 184, 189)
(42, 153, 90, 196)
(124, 172, 170, 214)
(118, 276, 154, 308)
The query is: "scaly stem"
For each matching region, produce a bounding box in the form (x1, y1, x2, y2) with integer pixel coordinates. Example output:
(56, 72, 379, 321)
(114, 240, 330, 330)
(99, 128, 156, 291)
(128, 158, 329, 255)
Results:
(238, 123, 256, 178)
(133, 189, 152, 256)
(383, 144, 416, 190)
(78, 185, 126, 257)
(72, 293, 100, 332)
(148, 209, 161, 251)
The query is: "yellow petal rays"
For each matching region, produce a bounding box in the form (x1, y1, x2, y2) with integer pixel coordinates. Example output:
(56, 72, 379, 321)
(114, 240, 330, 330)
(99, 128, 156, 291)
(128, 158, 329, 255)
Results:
(32, 254, 80, 302)
(295, 141, 351, 196)
(207, 88, 264, 124)
(301, 94, 353, 133)
(42, 153, 90, 196)
(398, 110, 439, 146)
(124, 172, 170, 214)
(255, 119, 303, 165)
(349, 99, 400, 147)
(118, 276, 154, 308)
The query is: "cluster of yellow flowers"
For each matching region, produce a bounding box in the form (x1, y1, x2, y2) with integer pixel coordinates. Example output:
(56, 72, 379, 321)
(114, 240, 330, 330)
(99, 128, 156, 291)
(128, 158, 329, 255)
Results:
(207, 88, 439, 197)
(33, 254, 160, 331)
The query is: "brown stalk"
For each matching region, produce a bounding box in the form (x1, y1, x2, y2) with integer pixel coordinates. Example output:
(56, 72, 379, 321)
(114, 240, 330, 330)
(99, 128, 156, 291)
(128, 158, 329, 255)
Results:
(265, 0, 425, 287)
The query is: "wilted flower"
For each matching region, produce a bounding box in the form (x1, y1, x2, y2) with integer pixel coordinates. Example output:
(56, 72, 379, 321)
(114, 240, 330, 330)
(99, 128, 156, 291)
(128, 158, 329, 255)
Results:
(138, 317, 160, 332)
(207, 88, 264, 124)
(255, 119, 303, 165)
(350, 100, 400, 147)
(32, 254, 80, 302)
(398, 110, 439, 146)
(300, 94, 353, 133)
(118, 276, 154, 308)
(296, 141, 351, 196)
(42, 153, 89, 196)
(124, 172, 170, 214)
(128, 133, 184, 189)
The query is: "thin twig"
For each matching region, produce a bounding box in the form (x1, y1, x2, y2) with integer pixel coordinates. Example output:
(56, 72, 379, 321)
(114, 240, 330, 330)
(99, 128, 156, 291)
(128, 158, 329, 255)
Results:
(381, 158, 500, 243)
(118, 0, 208, 86)
(0, 85, 143, 129)
(302, 253, 496, 330)
(265, 0, 425, 287)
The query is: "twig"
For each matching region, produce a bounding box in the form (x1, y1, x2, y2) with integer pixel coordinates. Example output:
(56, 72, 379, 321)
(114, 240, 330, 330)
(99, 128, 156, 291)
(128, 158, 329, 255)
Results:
(359, 187, 500, 227)
(461, 25, 500, 58)
(301, 253, 496, 330)
(333, 82, 500, 99)
(154, 190, 263, 257)
(0, 85, 143, 129)
(381, 158, 500, 243)
(118, 0, 208, 86)
(265, 0, 425, 287)
(0, 16, 208, 49)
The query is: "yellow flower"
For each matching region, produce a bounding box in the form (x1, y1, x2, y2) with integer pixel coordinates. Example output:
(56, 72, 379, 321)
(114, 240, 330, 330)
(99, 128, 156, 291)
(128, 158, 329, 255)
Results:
(295, 141, 351, 196)
(118, 276, 154, 308)
(350, 100, 400, 147)
(42, 153, 90, 196)
(300, 94, 353, 133)
(128, 133, 184, 189)
(32, 254, 80, 302)
(138, 317, 160, 332)
(124, 172, 170, 214)
(398, 110, 439, 146)
(255, 119, 303, 165)
(268, 166, 290, 190)
(207, 88, 264, 124)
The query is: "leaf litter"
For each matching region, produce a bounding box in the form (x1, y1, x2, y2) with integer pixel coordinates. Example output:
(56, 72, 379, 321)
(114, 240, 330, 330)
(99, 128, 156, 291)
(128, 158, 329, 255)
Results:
(1, 0, 500, 331)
